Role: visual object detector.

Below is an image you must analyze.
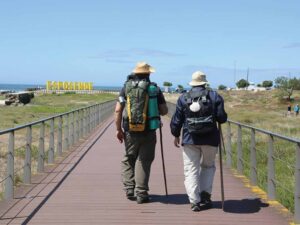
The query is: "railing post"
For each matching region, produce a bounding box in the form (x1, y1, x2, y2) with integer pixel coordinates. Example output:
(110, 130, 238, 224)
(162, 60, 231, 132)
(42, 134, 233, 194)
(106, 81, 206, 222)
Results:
(97, 104, 100, 125)
(237, 125, 243, 174)
(250, 128, 257, 185)
(92, 106, 95, 129)
(38, 122, 45, 172)
(48, 119, 55, 164)
(295, 143, 300, 224)
(99, 104, 102, 123)
(80, 109, 83, 138)
(267, 134, 276, 200)
(70, 112, 74, 147)
(64, 114, 69, 151)
(5, 131, 14, 199)
(226, 122, 232, 167)
(88, 107, 91, 133)
(24, 126, 32, 184)
(75, 110, 79, 143)
(90, 106, 94, 131)
(57, 116, 63, 156)
(83, 109, 87, 137)
(94, 105, 97, 128)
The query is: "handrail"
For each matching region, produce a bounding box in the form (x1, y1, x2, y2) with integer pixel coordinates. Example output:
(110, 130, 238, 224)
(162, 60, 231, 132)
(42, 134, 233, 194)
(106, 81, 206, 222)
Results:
(0, 100, 115, 135)
(0, 99, 116, 201)
(227, 120, 300, 143)
(166, 101, 300, 224)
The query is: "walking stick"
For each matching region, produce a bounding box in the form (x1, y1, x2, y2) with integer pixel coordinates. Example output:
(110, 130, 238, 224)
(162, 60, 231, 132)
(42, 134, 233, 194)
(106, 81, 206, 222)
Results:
(159, 123, 169, 198)
(218, 122, 225, 210)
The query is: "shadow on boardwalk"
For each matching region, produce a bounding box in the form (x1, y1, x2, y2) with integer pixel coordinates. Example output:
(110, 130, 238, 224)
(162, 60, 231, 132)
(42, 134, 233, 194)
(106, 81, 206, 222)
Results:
(150, 194, 268, 214)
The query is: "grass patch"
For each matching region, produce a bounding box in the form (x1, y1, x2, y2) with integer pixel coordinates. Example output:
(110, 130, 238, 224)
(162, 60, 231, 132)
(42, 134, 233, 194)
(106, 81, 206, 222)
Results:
(0, 93, 116, 130)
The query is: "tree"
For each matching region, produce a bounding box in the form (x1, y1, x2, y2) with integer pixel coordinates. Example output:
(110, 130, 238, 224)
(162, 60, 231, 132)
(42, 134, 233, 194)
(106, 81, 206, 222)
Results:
(274, 76, 296, 101)
(236, 79, 249, 89)
(218, 85, 227, 90)
(163, 81, 172, 87)
(177, 84, 183, 89)
(262, 80, 273, 88)
(163, 81, 172, 92)
(289, 77, 300, 90)
(177, 84, 184, 93)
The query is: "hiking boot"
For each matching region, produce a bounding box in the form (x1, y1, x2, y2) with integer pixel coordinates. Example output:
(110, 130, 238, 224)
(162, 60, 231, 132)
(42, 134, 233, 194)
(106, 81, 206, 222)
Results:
(200, 191, 212, 207)
(136, 195, 150, 204)
(126, 189, 135, 200)
(191, 203, 201, 212)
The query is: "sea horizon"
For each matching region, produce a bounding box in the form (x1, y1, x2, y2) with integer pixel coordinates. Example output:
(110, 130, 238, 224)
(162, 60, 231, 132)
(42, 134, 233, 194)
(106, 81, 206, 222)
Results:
(0, 83, 122, 92)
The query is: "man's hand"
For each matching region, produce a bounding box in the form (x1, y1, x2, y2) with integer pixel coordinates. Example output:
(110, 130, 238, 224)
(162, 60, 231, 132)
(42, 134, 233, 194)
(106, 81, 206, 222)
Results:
(174, 137, 180, 148)
(116, 130, 125, 143)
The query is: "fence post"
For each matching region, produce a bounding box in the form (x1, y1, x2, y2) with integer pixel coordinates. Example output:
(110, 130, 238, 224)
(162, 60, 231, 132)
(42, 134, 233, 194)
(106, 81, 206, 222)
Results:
(99, 104, 102, 123)
(97, 104, 100, 125)
(267, 134, 275, 200)
(70, 112, 74, 147)
(75, 110, 79, 143)
(250, 128, 257, 185)
(57, 116, 63, 156)
(92, 106, 95, 130)
(64, 114, 69, 151)
(80, 109, 83, 138)
(48, 119, 55, 164)
(37, 122, 45, 173)
(237, 125, 243, 174)
(24, 126, 32, 184)
(295, 143, 300, 224)
(5, 131, 14, 199)
(226, 122, 232, 167)
(90, 106, 94, 131)
(83, 109, 87, 137)
(88, 107, 91, 133)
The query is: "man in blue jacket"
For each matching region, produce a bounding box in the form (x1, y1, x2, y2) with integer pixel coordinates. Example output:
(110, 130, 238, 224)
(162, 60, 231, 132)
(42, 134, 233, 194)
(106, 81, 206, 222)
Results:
(170, 71, 227, 212)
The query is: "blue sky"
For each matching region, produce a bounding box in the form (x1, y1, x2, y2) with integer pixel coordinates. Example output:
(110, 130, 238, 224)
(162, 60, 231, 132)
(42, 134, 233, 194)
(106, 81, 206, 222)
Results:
(0, 0, 299, 88)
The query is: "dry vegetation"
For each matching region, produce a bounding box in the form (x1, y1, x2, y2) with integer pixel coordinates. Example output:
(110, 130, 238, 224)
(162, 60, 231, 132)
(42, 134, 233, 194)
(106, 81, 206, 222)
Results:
(165, 89, 300, 139)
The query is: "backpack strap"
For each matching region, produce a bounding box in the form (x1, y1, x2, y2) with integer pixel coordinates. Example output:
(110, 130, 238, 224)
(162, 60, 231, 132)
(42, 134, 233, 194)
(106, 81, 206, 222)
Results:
(185, 89, 209, 104)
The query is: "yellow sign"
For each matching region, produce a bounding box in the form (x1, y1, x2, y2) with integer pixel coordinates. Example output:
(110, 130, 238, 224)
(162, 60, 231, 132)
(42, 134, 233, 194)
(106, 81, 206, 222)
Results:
(46, 81, 93, 91)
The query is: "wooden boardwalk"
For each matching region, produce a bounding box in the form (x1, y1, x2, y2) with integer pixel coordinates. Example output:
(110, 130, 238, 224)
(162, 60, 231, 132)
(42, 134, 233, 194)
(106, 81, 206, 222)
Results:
(0, 117, 292, 225)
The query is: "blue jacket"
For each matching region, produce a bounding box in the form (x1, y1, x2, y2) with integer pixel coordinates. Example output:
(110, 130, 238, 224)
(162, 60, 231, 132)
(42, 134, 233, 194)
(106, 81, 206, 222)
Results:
(170, 86, 227, 146)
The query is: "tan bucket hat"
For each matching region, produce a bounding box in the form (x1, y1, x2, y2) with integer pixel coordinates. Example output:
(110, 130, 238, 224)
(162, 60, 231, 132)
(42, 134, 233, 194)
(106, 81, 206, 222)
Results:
(132, 61, 155, 74)
(189, 71, 208, 86)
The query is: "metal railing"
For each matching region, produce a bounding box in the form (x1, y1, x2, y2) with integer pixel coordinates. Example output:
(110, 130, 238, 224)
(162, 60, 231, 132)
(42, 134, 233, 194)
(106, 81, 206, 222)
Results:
(0, 100, 116, 200)
(167, 101, 300, 224)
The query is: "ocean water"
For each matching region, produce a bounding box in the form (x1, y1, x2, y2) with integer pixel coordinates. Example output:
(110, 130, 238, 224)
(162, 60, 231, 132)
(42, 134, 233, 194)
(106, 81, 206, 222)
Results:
(0, 84, 122, 92)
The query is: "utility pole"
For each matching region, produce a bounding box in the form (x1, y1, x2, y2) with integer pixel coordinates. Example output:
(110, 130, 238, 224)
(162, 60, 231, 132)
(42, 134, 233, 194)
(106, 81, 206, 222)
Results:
(246, 67, 249, 90)
(246, 67, 249, 83)
(234, 61, 237, 87)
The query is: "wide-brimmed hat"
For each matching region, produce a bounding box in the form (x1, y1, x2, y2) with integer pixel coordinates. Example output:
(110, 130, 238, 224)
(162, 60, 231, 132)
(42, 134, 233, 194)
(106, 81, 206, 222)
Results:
(189, 71, 208, 86)
(132, 62, 155, 74)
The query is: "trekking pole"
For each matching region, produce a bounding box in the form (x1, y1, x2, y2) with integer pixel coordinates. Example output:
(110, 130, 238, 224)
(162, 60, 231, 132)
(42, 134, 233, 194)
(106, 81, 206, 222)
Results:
(218, 122, 225, 210)
(159, 123, 169, 198)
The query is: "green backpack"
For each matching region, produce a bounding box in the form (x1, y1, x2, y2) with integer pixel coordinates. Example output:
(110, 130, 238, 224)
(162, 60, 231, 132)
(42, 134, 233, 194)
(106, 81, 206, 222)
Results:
(125, 76, 150, 132)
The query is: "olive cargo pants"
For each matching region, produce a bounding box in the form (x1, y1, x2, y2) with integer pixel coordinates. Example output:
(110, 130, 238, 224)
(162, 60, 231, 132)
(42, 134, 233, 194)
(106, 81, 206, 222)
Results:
(121, 131, 156, 195)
